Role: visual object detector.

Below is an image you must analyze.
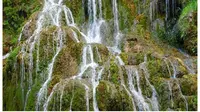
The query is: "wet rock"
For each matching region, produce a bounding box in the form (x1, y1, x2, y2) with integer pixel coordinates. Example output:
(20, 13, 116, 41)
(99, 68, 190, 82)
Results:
(22, 12, 40, 40)
(96, 81, 133, 111)
(47, 79, 91, 111)
(179, 75, 197, 96)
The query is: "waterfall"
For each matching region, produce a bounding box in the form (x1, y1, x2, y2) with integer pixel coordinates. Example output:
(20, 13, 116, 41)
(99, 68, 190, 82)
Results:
(69, 82, 75, 111)
(36, 28, 63, 110)
(112, 0, 121, 50)
(86, 0, 104, 43)
(167, 81, 174, 108)
(83, 84, 90, 111)
(126, 66, 150, 111)
(169, 60, 177, 78)
(98, 0, 102, 19)
(3, 53, 10, 60)
(139, 62, 159, 111)
(166, 58, 189, 110)
(165, 0, 169, 21)
(43, 83, 59, 111)
(176, 82, 188, 111)
(16, 0, 79, 110)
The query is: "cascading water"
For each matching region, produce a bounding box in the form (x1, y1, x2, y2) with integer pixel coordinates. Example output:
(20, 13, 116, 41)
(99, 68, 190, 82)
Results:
(165, 0, 169, 21)
(164, 58, 189, 111)
(7, 0, 195, 111)
(167, 81, 174, 108)
(17, 0, 79, 110)
(36, 28, 63, 110)
(126, 66, 150, 111)
(139, 60, 159, 111)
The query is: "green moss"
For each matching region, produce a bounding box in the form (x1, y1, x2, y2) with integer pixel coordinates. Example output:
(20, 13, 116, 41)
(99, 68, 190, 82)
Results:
(3, 0, 42, 50)
(96, 81, 133, 111)
(102, 0, 113, 20)
(178, 0, 197, 55)
(3, 83, 23, 111)
(147, 59, 170, 80)
(120, 53, 128, 65)
(118, 0, 135, 32)
(92, 44, 110, 65)
(109, 60, 120, 85)
(48, 80, 88, 111)
(179, 74, 197, 95)
(151, 78, 170, 110)
(3, 47, 20, 84)
(25, 82, 42, 110)
(65, 0, 85, 25)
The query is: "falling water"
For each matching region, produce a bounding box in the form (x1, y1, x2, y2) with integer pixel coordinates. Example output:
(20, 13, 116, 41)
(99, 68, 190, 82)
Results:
(121, 84, 137, 111)
(43, 83, 59, 111)
(112, 0, 121, 49)
(98, 0, 102, 19)
(126, 66, 150, 111)
(169, 60, 177, 78)
(69, 82, 75, 111)
(167, 81, 174, 108)
(18, 20, 32, 42)
(3, 53, 10, 60)
(16, 0, 78, 110)
(165, 0, 170, 21)
(36, 28, 63, 110)
(86, 0, 104, 43)
(83, 84, 90, 111)
(139, 62, 159, 111)
(164, 58, 172, 77)
(116, 56, 125, 66)
(176, 82, 188, 111)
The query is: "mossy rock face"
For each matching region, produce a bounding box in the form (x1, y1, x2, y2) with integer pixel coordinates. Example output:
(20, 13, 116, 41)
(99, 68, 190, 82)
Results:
(169, 79, 188, 111)
(38, 26, 58, 71)
(92, 43, 110, 65)
(3, 47, 23, 111)
(118, 0, 135, 32)
(108, 59, 120, 85)
(3, 82, 23, 111)
(25, 82, 42, 110)
(21, 11, 40, 41)
(147, 59, 170, 79)
(179, 74, 197, 96)
(151, 78, 170, 110)
(137, 66, 153, 98)
(96, 81, 133, 111)
(64, 0, 85, 25)
(47, 80, 91, 111)
(52, 44, 82, 79)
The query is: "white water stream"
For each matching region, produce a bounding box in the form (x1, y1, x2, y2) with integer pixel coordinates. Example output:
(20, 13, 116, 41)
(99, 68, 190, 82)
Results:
(15, 0, 191, 111)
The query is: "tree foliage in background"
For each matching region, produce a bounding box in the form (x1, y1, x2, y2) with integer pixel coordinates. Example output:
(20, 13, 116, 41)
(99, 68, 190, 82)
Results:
(3, 0, 41, 53)
(3, 0, 41, 33)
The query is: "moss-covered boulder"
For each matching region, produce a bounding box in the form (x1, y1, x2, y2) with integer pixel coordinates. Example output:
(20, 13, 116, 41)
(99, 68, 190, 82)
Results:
(179, 74, 197, 96)
(47, 79, 92, 111)
(52, 42, 83, 79)
(96, 81, 133, 111)
(92, 43, 110, 65)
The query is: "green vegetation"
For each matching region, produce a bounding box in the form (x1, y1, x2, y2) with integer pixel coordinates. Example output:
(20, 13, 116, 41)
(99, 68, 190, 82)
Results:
(3, 0, 197, 111)
(178, 0, 197, 55)
(3, 0, 42, 53)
